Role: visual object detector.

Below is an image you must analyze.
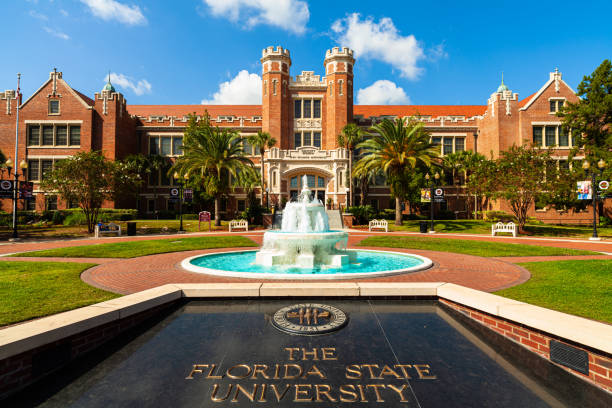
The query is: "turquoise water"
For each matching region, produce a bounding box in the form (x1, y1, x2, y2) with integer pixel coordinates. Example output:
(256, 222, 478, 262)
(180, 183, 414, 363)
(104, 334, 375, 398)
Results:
(189, 250, 424, 275)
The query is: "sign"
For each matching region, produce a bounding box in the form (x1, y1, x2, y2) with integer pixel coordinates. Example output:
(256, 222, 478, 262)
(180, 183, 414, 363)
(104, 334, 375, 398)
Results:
(420, 188, 431, 203)
(0, 180, 14, 198)
(272, 303, 348, 335)
(169, 188, 180, 202)
(577, 181, 592, 200)
(19, 181, 33, 200)
(183, 188, 193, 202)
(433, 188, 445, 203)
(599, 180, 609, 190)
(198, 211, 211, 231)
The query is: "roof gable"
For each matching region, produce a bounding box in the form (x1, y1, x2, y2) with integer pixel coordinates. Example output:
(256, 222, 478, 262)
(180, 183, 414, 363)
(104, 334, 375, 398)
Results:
(519, 71, 577, 111)
(20, 71, 93, 110)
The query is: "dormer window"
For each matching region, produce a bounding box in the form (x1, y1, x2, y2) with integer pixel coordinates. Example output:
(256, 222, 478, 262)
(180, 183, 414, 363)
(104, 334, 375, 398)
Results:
(549, 99, 565, 113)
(49, 100, 60, 115)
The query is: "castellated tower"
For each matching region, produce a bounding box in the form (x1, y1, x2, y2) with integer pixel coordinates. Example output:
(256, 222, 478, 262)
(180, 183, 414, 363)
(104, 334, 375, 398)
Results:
(261, 46, 292, 149)
(324, 47, 354, 149)
(479, 76, 519, 158)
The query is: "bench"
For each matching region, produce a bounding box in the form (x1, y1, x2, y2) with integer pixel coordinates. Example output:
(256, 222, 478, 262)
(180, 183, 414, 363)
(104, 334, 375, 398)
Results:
(95, 222, 121, 238)
(491, 222, 517, 237)
(229, 219, 248, 232)
(368, 219, 388, 232)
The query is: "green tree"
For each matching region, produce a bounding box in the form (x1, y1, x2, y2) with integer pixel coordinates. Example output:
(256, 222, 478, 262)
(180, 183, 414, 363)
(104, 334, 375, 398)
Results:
(247, 131, 276, 206)
(351, 163, 377, 206)
(146, 154, 170, 219)
(171, 115, 253, 226)
(560, 59, 612, 164)
(40, 151, 139, 233)
(355, 118, 439, 225)
(337, 123, 365, 207)
(122, 153, 149, 215)
(450, 151, 489, 219)
(487, 145, 556, 230)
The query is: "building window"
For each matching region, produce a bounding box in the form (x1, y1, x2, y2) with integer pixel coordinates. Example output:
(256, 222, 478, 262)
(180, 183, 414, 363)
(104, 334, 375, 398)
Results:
(558, 127, 569, 147)
(26, 124, 80, 147)
(313, 132, 321, 148)
(46, 195, 58, 210)
(443, 138, 454, 155)
(533, 127, 543, 146)
(294, 132, 302, 148)
(26, 198, 36, 211)
(272, 80, 277, 95)
(549, 99, 565, 113)
(55, 125, 67, 145)
(545, 126, 556, 146)
(147, 199, 155, 213)
(303, 131, 312, 146)
(41, 160, 53, 180)
(329, 82, 333, 96)
(432, 137, 441, 147)
(27, 160, 39, 181)
(290, 176, 298, 188)
(42, 126, 54, 145)
(69, 126, 80, 145)
(313, 100, 321, 118)
(48, 100, 60, 115)
(149, 135, 183, 156)
(303, 100, 311, 118)
(317, 176, 325, 188)
(263, 80, 267, 96)
(455, 138, 465, 152)
(307, 175, 315, 188)
(27, 126, 40, 145)
(338, 80, 344, 95)
(237, 199, 246, 212)
(338, 171, 343, 187)
(294, 100, 301, 118)
(272, 171, 277, 187)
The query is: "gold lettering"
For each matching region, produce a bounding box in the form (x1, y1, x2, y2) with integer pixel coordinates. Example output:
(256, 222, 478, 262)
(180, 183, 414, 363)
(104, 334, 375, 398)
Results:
(294, 384, 313, 402)
(345, 364, 362, 379)
(388, 384, 409, 402)
(379, 365, 402, 379)
(339, 384, 358, 402)
(356, 384, 368, 402)
(211, 383, 232, 402)
(285, 347, 300, 361)
(361, 364, 381, 379)
(206, 364, 222, 379)
(231, 384, 258, 402)
(227, 364, 252, 379)
(273, 364, 281, 379)
(321, 347, 338, 360)
(284, 364, 303, 379)
(315, 384, 337, 402)
(271, 384, 291, 402)
(394, 364, 412, 379)
(258, 383, 267, 402)
(302, 348, 319, 360)
(367, 384, 386, 402)
(413, 364, 437, 380)
(185, 364, 206, 379)
(303, 364, 326, 379)
(252, 364, 270, 379)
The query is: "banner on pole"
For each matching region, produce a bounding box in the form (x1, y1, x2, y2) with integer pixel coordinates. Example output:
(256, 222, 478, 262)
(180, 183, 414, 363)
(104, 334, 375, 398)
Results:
(0, 180, 14, 198)
(420, 189, 431, 203)
(577, 181, 592, 200)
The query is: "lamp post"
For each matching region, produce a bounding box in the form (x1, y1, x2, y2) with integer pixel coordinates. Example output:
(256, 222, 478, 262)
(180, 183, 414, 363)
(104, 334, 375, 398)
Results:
(173, 172, 187, 233)
(582, 159, 607, 240)
(6, 159, 28, 240)
(425, 172, 440, 233)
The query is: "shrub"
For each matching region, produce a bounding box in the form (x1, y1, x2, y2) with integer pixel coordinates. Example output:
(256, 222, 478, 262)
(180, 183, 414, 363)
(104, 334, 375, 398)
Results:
(484, 210, 515, 222)
(377, 209, 396, 220)
(63, 212, 87, 226)
(347, 205, 377, 225)
(179, 213, 199, 220)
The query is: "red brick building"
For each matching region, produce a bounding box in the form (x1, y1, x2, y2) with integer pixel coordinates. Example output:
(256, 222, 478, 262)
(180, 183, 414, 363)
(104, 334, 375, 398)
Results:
(0, 46, 601, 222)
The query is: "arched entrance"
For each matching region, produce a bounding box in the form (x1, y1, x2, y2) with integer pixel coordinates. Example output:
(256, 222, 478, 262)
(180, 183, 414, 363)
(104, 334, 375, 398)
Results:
(289, 173, 327, 202)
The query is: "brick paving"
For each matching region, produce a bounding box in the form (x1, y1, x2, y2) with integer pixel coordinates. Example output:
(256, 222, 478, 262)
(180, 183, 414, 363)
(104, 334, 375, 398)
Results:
(1, 231, 610, 296)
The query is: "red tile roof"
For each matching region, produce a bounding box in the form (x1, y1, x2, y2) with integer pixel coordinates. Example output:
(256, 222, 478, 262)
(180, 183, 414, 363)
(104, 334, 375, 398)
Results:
(354, 105, 487, 118)
(518, 92, 537, 108)
(127, 105, 262, 118)
(71, 88, 94, 106)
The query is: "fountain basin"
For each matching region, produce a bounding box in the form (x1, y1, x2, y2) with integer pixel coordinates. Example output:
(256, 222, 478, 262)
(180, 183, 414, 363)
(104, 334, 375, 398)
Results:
(181, 249, 433, 280)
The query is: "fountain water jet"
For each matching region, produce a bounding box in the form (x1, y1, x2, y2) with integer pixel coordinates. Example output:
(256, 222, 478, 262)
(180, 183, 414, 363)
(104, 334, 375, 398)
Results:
(255, 175, 356, 269)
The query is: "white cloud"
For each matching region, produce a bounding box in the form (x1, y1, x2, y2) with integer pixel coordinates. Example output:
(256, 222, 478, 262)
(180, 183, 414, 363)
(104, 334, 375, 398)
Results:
(357, 80, 410, 105)
(60, 9, 69, 17)
(202, 0, 309, 34)
(29, 10, 48, 20)
(80, 0, 146, 25)
(106, 73, 152, 95)
(43, 26, 70, 40)
(201, 70, 261, 104)
(331, 13, 426, 79)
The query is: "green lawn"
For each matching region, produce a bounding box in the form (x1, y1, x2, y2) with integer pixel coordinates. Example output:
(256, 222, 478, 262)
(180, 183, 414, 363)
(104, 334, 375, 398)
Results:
(0, 261, 118, 326)
(378, 219, 612, 238)
(357, 236, 597, 257)
(495, 260, 612, 323)
(13, 236, 257, 258)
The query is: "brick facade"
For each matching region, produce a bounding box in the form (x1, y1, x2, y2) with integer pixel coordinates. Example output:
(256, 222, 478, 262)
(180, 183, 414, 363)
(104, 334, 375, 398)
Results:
(0, 47, 605, 221)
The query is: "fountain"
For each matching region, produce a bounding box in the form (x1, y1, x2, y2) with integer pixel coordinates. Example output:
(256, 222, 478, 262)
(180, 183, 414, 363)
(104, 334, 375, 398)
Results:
(254, 175, 355, 268)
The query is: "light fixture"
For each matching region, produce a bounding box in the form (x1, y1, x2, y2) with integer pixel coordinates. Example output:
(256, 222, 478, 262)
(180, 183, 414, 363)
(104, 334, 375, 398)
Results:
(597, 159, 606, 169)
(434, 172, 440, 180)
(5, 158, 13, 170)
(19, 160, 27, 169)
(582, 161, 590, 170)
(173, 171, 179, 179)
(425, 173, 430, 181)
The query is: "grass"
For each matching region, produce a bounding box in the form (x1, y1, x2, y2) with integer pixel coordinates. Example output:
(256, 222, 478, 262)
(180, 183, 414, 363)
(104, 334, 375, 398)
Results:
(12, 235, 257, 258)
(377, 219, 612, 238)
(495, 260, 612, 323)
(0, 261, 118, 326)
(357, 236, 598, 257)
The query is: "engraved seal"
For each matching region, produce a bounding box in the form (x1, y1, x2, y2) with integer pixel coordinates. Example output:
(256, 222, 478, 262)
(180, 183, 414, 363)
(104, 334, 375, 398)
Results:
(272, 303, 348, 335)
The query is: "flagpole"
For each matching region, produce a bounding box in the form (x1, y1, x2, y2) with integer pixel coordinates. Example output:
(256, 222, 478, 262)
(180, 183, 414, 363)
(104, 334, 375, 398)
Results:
(11, 73, 21, 240)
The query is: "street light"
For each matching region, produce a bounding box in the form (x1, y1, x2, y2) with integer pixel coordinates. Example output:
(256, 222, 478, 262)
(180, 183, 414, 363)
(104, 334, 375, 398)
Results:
(173, 172, 185, 233)
(583, 159, 607, 240)
(425, 172, 440, 233)
(6, 158, 28, 240)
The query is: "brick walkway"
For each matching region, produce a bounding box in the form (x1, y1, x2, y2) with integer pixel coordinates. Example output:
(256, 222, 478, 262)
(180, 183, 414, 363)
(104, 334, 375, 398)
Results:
(2, 231, 611, 296)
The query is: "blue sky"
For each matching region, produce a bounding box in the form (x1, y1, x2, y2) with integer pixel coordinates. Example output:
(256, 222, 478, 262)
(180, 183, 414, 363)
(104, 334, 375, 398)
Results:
(2, 0, 611, 106)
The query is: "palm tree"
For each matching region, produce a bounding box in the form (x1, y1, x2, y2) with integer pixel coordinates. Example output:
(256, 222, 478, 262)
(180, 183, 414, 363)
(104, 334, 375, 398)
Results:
(337, 123, 365, 207)
(247, 131, 276, 207)
(355, 118, 440, 225)
(172, 115, 253, 226)
(351, 162, 377, 207)
(147, 154, 170, 219)
(123, 153, 149, 215)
